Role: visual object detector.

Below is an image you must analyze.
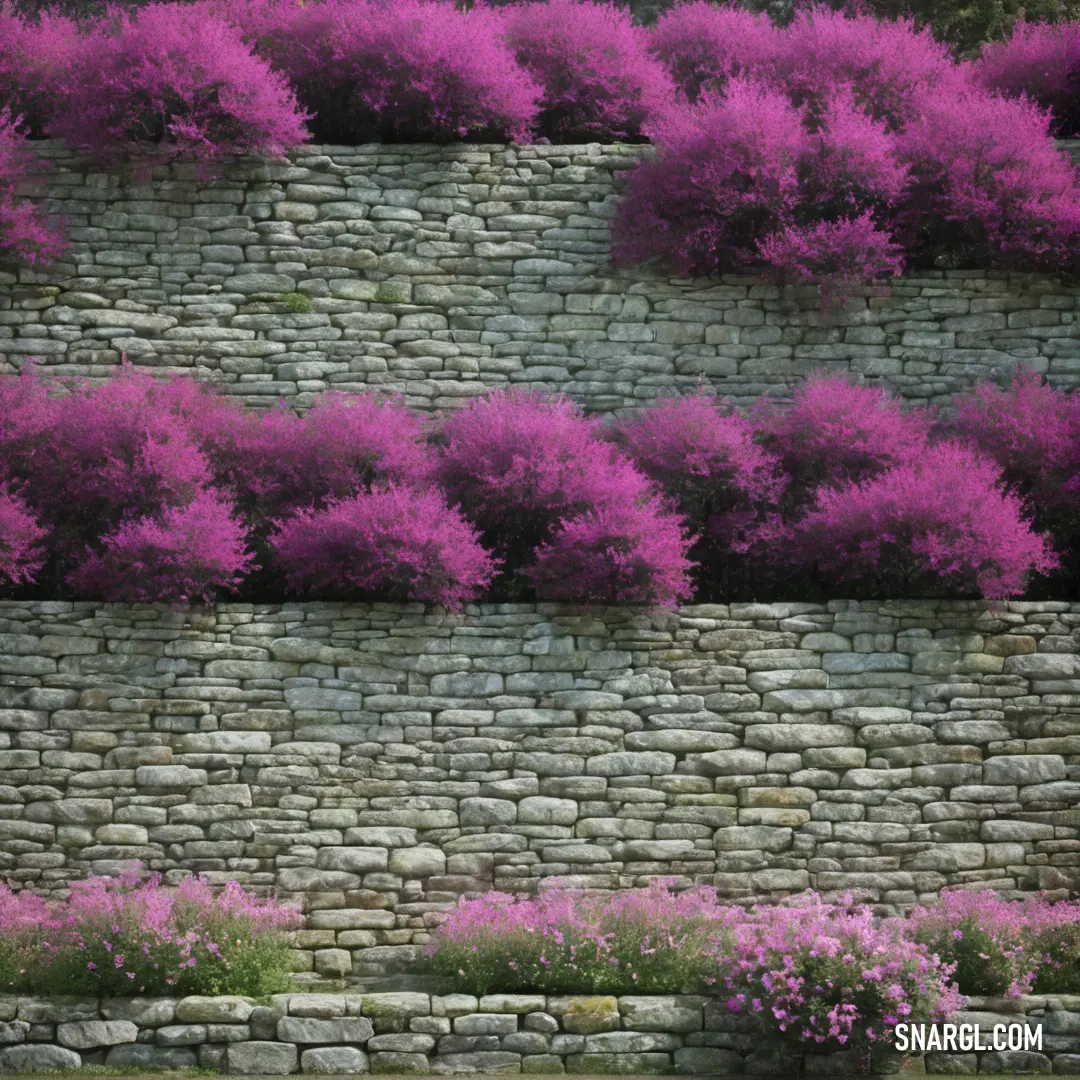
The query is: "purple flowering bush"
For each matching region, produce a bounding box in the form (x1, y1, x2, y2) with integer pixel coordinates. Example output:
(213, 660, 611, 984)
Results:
(723, 895, 962, 1053)
(500, 0, 673, 141)
(0, 110, 66, 265)
(436, 389, 693, 604)
(270, 486, 497, 607)
(0, 873, 299, 996)
(426, 886, 964, 1049)
(46, 2, 310, 169)
(789, 443, 1057, 600)
(649, 1, 780, 105)
(975, 21, 1080, 138)
(252, 0, 539, 144)
(0, 485, 45, 587)
(611, 79, 908, 293)
(0, 5, 78, 139)
(1, 366, 1078, 604)
(423, 881, 740, 995)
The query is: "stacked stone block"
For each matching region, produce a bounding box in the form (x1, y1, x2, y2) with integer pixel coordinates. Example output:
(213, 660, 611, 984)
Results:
(2, 142, 1080, 411)
(4, 990, 1080, 1074)
(0, 600, 1078, 977)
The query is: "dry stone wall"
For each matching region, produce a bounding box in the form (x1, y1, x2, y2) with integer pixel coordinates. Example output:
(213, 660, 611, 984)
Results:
(0, 990, 1076, 1076)
(0, 991, 916, 1076)
(0, 600, 1079, 976)
(2, 141, 1080, 411)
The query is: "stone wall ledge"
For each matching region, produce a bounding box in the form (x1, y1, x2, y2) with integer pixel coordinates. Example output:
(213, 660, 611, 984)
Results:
(1, 990, 1077, 1074)
(0, 991, 915, 1074)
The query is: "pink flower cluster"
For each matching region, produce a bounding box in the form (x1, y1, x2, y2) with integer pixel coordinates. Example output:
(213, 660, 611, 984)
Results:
(0, 872, 299, 997)
(426, 883, 972, 1051)
(618, 3, 1080, 290)
(430, 884, 1080, 1050)
(0, 368, 692, 607)
(1, 0, 1079, 285)
(3, 365, 1076, 604)
(975, 20, 1080, 137)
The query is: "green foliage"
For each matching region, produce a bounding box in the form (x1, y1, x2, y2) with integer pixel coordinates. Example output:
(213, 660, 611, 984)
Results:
(1031, 921, 1080, 993)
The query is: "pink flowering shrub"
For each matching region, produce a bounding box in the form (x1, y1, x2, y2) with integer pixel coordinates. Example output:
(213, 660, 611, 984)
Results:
(612, 393, 785, 553)
(976, 21, 1080, 137)
(0, 873, 300, 997)
(270, 486, 497, 609)
(770, 6, 970, 133)
(911, 889, 1080, 997)
(436, 389, 687, 601)
(66, 491, 255, 603)
(427, 886, 963, 1046)
(649, 1, 781, 104)
(257, 0, 539, 144)
(216, 392, 435, 529)
(757, 373, 932, 505)
(950, 367, 1080, 550)
(500, 0, 673, 141)
(424, 881, 741, 995)
(46, 2, 309, 167)
(613, 81, 906, 290)
(4, 366, 220, 576)
(789, 442, 1058, 598)
(0, 485, 46, 587)
(724, 895, 962, 1053)
(894, 89, 1080, 274)
(524, 497, 694, 605)
(910, 890, 1038, 998)
(0, 5, 78, 138)
(0, 110, 66, 266)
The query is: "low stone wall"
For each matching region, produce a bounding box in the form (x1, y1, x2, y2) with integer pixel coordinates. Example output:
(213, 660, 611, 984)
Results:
(7, 990, 1080, 1075)
(930, 994, 1080, 1075)
(1, 599, 1079, 978)
(0, 991, 904, 1075)
(2, 141, 1080, 411)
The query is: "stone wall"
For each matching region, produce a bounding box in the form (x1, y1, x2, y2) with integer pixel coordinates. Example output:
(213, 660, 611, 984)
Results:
(2, 141, 1080, 412)
(0, 991, 918, 1076)
(0, 990, 1072, 1076)
(1, 600, 1079, 976)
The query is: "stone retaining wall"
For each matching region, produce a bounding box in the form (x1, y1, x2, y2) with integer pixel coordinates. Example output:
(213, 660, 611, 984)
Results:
(0, 990, 902, 1076)
(4, 990, 1080, 1075)
(1, 600, 1079, 977)
(2, 142, 1080, 411)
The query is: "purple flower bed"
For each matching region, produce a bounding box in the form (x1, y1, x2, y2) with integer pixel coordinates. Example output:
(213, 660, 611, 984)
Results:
(0, 872, 300, 997)
(0, 0, 1079, 286)
(4, 364, 1080, 605)
(424, 883, 1080, 1053)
